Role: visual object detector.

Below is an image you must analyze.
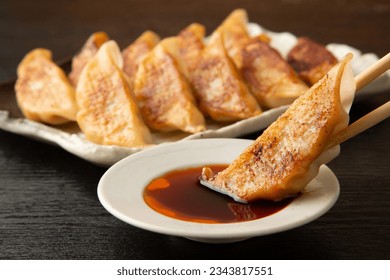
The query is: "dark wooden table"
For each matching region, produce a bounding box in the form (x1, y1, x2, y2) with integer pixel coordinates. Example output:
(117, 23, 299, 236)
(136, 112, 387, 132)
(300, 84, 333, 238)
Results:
(0, 0, 389, 259)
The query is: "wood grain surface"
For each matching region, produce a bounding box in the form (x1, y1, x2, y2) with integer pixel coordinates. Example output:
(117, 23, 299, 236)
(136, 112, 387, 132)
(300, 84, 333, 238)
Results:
(0, 0, 389, 259)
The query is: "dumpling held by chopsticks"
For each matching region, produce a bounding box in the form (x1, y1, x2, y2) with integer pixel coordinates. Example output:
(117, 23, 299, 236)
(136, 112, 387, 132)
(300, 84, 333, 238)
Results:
(201, 53, 356, 203)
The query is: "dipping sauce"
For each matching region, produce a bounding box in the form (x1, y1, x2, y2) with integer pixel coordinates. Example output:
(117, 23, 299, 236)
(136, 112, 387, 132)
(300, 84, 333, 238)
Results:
(143, 164, 294, 224)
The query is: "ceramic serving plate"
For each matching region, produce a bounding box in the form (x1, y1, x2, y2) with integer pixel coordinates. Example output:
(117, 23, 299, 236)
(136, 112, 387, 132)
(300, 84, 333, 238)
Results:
(97, 138, 340, 243)
(1, 23, 389, 167)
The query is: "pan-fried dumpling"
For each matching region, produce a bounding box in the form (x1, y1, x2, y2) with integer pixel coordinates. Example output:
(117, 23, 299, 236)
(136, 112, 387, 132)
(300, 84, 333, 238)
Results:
(133, 38, 206, 133)
(15, 48, 78, 125)
(122, 30, 160, 90)
(287, 36, 338, 85)
(191, 32, 262, 121)
(241, 37, 309, 108)
(68, 31, 109, 87)
(201, 53, 356, 203)
(176, 23, 205, 81)
(76, 40, 152, 147)
(214, 8, 251, 70)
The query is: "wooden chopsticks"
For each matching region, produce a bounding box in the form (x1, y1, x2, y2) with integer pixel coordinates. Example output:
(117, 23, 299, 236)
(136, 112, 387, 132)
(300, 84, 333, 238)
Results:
(329, 100, 390, 147)
(329, 51, 390, 147)
(355, 52, 390, 91)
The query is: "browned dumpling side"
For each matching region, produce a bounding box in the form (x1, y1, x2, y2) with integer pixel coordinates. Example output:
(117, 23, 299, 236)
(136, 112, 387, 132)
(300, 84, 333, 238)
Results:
(76, 41, 152, 147)
(191, 33, 262, 121)
(287, 37, 338, 85)
(241, 37, 309, 108)
(68, 31, 109, 87)
(214, 8, 251, 70)
(133, 38, 206, 134)
(15, 48, 78, 125)
(122, 30, 160, 90)
(176, 23, 205, 81)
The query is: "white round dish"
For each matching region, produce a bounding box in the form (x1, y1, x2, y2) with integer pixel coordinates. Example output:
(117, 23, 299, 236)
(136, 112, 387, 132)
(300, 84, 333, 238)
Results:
(97, 138, 340, 243)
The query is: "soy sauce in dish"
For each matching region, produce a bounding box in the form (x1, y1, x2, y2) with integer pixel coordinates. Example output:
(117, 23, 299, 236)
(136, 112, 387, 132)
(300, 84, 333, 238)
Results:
(143, 164, 294, 224)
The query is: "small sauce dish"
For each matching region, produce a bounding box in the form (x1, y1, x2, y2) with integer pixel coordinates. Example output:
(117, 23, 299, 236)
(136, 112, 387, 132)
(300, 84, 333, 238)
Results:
(97, 138, 339, 243)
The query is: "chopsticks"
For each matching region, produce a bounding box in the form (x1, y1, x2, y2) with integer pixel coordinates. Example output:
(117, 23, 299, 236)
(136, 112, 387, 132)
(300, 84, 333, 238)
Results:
(329, 101, 390, 147)
(355, 52, 390, 91)
(329, 51, 390, 147)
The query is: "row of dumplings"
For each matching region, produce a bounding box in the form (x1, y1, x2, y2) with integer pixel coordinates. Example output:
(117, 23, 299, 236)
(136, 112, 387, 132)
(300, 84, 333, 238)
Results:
(15, 9, 337, 147)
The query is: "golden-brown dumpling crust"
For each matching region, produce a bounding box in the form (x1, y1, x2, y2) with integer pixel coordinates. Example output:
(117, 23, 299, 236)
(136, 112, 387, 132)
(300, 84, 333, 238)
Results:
(68, 31, 109, 87)
(287, 36, 338, 85)
(191, 33, 262, 121)
(176, 23, 205, 81)
(133, 38, 206, 133)
(76, 41, 152, 147)
(241, 37, 309, 108)
(15, 48, 78, 125)
(122, 30, 160, 90)
(214, 8, 251, 69)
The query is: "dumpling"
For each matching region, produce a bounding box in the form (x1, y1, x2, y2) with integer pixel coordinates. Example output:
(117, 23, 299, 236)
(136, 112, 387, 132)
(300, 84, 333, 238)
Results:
(133, 37, 206, 133)
(68, 31, 109, 87)
(15, 48, 78, 125)
(201, 53, 356, 203)
(191, 32, 262, 121)
(176, 23, 206, 81)
(76, 40, 152, 147)
(287, 36, 338, 86)
(241, 37, 309, 108)
(214, 8, 251, 70)
(122, 30, 160, 90)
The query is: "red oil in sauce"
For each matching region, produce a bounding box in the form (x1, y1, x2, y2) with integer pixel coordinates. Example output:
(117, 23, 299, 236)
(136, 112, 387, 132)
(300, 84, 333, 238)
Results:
(143, 164, 294, 224)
